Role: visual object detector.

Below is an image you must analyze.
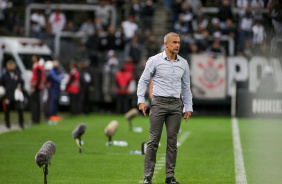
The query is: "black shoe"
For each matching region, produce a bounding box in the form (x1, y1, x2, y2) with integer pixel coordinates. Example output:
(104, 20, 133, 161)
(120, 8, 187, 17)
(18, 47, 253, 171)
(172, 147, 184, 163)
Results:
(165, 177, 180, 184)
(143, 176, 152, 184)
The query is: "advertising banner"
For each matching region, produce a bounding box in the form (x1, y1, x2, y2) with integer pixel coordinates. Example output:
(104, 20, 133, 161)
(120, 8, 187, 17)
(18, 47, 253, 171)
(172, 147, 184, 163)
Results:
(191, 54, 226, 99)
(237, 90, 282, 119)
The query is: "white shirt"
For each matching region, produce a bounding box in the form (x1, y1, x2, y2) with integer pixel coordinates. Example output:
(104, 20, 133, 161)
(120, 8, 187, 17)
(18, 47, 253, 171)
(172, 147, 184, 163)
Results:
(95, 5, 111, 25)
(122, 20, 138, 39)
(241, 17, 253, 31)
(252, 24, 265, 44)
(48, 12, 66, 35)
(31, 13, 46, 32)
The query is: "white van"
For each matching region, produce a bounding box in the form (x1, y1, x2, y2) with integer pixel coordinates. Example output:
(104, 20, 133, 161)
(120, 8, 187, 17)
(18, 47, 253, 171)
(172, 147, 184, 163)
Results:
(0, 36, 69, 105)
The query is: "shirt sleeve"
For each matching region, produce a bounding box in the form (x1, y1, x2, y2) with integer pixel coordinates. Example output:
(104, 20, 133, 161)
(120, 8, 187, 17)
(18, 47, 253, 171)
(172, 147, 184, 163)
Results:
(50, 70, 61, 84)
(181, 61, 193, 112)
(137, 57, 155, 104)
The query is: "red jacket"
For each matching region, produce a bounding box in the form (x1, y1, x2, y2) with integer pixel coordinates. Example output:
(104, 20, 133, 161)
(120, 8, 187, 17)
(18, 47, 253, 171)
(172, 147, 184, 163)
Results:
(30, 63, 45, 91)
(116, 71, 133, 95)
(66, 68, 80, 94)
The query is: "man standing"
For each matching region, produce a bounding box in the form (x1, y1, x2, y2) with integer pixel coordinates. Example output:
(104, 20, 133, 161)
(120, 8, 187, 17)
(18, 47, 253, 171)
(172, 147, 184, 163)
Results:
(0, 61, 24, 129)
(30, 55, 45, 124)
(66, 62, 80, 115)
(47, 60, 64, 120)
(137, 32, 193, 184)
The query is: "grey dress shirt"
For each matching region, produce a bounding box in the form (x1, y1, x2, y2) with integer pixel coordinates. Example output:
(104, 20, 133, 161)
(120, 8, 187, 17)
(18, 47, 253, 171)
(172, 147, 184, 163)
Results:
(137, 50, 193, 112)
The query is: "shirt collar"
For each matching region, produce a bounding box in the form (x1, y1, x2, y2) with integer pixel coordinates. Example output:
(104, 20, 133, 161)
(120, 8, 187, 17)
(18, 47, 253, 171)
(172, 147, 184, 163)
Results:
(162, 50, 180, 62)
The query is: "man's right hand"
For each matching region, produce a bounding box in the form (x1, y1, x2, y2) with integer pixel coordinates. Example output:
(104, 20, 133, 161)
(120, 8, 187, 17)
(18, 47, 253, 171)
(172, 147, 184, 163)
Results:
(138, 103, 147, 116)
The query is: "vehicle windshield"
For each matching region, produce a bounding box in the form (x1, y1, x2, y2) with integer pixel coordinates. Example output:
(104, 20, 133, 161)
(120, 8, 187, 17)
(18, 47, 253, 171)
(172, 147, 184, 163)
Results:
(18, 54, 65, 72)
(19, 54, 53, 71)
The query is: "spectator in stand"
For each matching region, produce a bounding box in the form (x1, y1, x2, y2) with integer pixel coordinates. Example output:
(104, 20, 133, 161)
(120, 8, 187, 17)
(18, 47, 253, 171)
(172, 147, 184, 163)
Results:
(193, 23, 210, 52)
(79, 18, 95, 45)
(0, 0, 7, 27)
(48, 8, 66, 51)
(127, 36, 142, 64)
(146, 35, 159, 58)
(103, 50, 119, 102)
(48, 9, 66, 35)
(252, 20, 266, 51)
(192, 7, 209, 31)
(173, 14, 190, 34)
(129, 0, 141, 23)
(140, 0, 156, 32)
(30, 55, 45, 124)
(251, 0, 265, 9)
(85, 30, 101, 67)
(237, 0, 249, 10)
(243, 39, 253, 59)
(47, 60, 64, 122)
(121, 15, 138, 42)
(206, 40, 226, 57)
(30, 10, 46, 39)
(66, 62, 80, 115)
(218, 0, 233, 29)
(186, 0, 202, 14)
(95, 0, 111, 30)
(0, 60, 24, 129)
(208, 17, 221, 35)
(238, 6, 254, 51)
(237, 0, 249, 17)
(115, 66, 134, 114)
(171, 0, 184, 24)
(221, 19, 237, 39)
(251, 0, 265, 20)
(100, 25, 124, 52)
(93, 17, 105, 34)
(269, 0, 282, 38)
(179, 1, 194, 34)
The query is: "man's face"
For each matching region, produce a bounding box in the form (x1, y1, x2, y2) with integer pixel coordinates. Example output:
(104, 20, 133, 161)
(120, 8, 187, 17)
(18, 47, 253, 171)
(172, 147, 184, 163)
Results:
(7, 63, 15, 71)
(165, 36, 180, 55)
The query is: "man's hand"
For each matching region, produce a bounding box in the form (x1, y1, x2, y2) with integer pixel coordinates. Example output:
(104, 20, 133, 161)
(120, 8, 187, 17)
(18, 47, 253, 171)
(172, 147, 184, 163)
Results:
(138, 103, 147, 116)
(31, 87, 35, 93)
(184, 111, 191, 122)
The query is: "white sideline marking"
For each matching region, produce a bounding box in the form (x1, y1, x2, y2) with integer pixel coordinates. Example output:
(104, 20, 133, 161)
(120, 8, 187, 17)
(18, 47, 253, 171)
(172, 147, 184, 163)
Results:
(178, 131, 190, 147)
(232, 118, 247, 184)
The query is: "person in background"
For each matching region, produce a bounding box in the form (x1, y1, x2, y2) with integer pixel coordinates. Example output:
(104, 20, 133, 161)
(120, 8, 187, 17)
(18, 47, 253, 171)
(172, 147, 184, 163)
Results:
(30, 10, 46, 39)
(47, 60, 64, 121)
(115, 66, 134, 114)
(66, 62, 80, 115)
(0, 60, 24, 129)
(206, 40, 226, 57)
(77, 61, 92, 114)
(30, 55, 45, 124)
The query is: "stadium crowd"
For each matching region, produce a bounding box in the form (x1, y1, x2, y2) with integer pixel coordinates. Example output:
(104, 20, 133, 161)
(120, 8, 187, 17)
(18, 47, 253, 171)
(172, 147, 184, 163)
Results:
(0, 0, 282, 128)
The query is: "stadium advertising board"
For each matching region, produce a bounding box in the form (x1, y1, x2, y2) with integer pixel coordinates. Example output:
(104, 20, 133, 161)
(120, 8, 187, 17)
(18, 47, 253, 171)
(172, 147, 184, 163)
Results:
(236, 90, 282, 118)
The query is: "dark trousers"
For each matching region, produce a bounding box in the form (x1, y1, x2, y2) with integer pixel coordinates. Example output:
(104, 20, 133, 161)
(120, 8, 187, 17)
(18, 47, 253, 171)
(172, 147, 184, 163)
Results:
(4, 99, 24, 128)
(116, 94, 129, 114)
(49, 90, 60, 117)
(69, 94, 79, 115)
(144, 96, 183, 178)
(30, 91, 41, 124)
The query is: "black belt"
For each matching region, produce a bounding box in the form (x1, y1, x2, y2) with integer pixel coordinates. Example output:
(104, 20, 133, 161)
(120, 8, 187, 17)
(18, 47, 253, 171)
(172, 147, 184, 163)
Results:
(153, 96, 179, 101)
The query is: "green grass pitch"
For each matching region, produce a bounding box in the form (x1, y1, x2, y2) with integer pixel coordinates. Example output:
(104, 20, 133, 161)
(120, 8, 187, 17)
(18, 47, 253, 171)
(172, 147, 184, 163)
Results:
(0, 114, 282, 184)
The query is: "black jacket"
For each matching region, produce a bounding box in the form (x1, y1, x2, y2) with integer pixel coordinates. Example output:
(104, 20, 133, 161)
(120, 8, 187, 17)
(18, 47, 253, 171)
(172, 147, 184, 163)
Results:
(0, 70, 24, 100)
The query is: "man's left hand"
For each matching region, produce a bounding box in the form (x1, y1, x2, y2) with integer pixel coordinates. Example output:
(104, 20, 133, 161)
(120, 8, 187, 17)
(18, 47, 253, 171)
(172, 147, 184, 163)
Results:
(184, 111, 191, 122)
